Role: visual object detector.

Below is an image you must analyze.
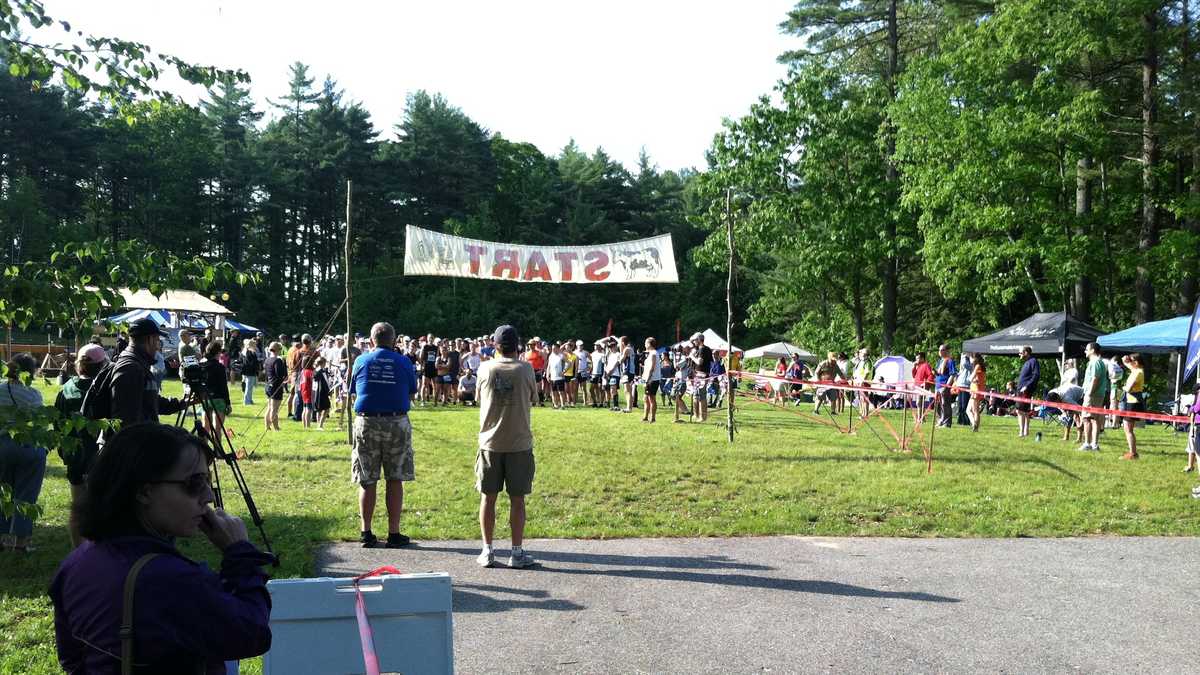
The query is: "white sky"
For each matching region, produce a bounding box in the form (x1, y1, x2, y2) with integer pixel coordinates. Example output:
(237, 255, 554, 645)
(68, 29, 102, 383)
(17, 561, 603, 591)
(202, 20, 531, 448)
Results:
(34, 0, 798, 172)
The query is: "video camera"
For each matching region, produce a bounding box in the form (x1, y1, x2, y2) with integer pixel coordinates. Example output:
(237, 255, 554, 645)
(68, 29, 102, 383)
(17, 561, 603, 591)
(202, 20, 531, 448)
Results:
(180, 356, 208, 395)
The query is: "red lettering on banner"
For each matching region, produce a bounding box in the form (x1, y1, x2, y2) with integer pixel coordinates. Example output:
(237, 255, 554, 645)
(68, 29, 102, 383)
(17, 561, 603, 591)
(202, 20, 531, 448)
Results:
(465, 244, 488, 275)
(583, 251, 610, 281)
(553, 251, 578, 281)
(523, 251, 552, 281)
(492, 250, 520, 279)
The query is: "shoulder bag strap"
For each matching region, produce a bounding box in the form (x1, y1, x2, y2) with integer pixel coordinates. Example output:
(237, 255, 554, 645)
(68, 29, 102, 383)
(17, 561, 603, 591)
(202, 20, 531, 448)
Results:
(121, 553, 160, 675)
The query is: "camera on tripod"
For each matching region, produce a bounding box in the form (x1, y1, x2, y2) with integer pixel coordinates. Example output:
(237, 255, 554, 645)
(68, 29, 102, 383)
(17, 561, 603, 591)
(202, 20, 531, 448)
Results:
(180, 357, 209, 396)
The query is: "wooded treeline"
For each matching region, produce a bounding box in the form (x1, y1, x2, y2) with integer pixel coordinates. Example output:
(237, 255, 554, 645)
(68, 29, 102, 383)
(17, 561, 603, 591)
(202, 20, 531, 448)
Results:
(695, 0, 1200, 369)
(0, 61, 737, 342)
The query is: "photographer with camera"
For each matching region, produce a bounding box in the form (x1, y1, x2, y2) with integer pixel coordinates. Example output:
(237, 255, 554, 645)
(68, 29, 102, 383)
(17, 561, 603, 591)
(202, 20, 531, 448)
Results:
(50, 423, 274, 674)
(104, 318, 185, 429)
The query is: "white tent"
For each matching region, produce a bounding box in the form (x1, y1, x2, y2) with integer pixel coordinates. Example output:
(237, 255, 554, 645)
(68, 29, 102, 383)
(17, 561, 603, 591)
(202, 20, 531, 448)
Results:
(873, 355, 915, 384)
(743, 341, 816, 363)
(674, 328, 742, 353)
(118, 289, 234, 315)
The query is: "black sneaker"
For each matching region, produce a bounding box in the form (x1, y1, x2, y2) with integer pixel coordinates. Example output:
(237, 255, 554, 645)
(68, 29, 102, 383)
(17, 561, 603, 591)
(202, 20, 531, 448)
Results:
(360, 531, 379, 548)
(386, 533, 412, 548)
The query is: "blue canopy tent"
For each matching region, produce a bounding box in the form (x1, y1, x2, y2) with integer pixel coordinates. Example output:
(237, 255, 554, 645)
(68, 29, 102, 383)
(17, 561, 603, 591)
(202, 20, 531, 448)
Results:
(224, 318, 260, 333)
(1098, 315, 1194, 410)
(1098, 316, 1190, 354)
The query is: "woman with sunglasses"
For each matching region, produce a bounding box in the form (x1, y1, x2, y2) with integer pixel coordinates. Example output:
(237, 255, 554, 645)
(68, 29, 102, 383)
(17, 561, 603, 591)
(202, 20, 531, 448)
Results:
(50, 423, 273, 674)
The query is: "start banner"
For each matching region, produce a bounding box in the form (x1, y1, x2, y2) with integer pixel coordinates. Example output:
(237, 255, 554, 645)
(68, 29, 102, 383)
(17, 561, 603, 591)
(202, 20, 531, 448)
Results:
(403, 225, 678, 284)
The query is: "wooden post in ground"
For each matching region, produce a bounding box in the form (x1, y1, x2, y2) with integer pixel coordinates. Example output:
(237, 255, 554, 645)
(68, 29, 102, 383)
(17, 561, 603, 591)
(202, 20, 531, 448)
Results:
(725, 188, 735, 444)
(344, 180, 354, 446)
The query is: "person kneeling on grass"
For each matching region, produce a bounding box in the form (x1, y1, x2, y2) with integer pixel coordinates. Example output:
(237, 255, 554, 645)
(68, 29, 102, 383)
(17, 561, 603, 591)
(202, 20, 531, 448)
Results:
(459, 369, 478, 407)
(50, 423, 273, 674)
(475, 324, 538, 569)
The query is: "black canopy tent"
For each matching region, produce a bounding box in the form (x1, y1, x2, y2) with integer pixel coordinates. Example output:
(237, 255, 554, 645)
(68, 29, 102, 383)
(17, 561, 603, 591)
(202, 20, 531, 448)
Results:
(962, 312, 1103, 359)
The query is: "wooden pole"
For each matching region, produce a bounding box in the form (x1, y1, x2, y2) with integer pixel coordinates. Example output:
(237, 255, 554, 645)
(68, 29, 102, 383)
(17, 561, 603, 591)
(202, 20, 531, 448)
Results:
(725, 188, 735, 444)
(344, 180, 354, 446)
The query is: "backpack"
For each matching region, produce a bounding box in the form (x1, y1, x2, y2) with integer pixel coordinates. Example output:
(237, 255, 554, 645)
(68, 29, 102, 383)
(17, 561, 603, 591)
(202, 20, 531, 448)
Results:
(80, 361, 117, 422)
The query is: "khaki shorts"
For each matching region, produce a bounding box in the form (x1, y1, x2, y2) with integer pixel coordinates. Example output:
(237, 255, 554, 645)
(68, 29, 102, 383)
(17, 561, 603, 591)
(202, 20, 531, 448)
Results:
(476, 449, 535, 496)
(1081, 396, 1100, 420)
(352, 415, 414, 485)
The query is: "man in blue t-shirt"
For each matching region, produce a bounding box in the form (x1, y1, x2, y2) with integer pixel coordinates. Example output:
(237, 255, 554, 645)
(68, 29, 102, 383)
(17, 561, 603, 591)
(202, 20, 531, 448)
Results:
(349, 322, 418, 548)
(934, 344, 958, 428)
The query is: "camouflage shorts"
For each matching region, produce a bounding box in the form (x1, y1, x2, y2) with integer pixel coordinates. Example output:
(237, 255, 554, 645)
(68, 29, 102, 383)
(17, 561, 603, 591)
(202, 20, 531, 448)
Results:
(351, 415, 414, 485)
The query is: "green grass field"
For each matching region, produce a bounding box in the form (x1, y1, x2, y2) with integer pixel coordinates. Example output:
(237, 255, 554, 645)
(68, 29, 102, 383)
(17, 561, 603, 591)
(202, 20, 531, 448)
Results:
(3, 379, 1199, 673)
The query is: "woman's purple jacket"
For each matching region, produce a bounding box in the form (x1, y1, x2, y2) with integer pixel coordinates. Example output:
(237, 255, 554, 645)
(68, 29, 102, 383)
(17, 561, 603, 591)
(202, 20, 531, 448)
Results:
(50, 536, 273, 674)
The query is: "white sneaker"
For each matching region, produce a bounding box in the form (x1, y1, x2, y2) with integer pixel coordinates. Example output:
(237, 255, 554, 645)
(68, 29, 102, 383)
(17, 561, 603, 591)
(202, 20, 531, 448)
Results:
(508, 549, 536, 568)
(476, 550, 495, 568)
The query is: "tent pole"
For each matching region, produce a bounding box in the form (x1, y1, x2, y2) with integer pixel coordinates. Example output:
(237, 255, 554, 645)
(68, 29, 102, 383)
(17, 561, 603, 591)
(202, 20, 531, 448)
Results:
(1175, 350, 1184, 414)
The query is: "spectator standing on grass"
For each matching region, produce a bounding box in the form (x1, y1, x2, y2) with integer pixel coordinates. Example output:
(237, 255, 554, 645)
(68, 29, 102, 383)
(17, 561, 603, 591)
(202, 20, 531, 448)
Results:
(0, 353, 47, 552)
(813, 352, 845, 415)
(620, 336, 637, 413)
(54, 345, 109, 547)
(547, 343, 566, 410)
(956, 353, 973, 426)
(967, 353, 986, 432)
(525, 339, 547, 406)
(50, 423, 273, 673)
(642, 337, 662, 423)
(590, 341, 606, 408)
(934, 344, 957, 428)
(659, 352, 675, 406)
(177, 330, 198, 377)
(299, 357, 315, 429)
(913, 352, 934, 392)
(312, 357, 332, 429)
(690, 333, 714, 422)
(419, 334, 438, 404)
(574, 340, 590, 406)
(1118, 354, 1145, 460)
(263, 342, 287, 431)
(674, 345, 694, 423)
(107, 318, 184, 430)
(201, 341, 233, 444)
(241, 340, 260, 406)
(605, 339, 623, 410)
(1105, 355, 1125, 430)
(350, 322, 418, 549)
(475, 325, 539, 569)
(1079, 342, 1109, 452)
(1014, 346, 1040, 438)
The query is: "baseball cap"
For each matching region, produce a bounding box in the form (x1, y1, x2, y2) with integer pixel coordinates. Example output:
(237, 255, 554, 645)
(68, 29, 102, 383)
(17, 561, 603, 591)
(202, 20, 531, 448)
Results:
(78, 344, 109, 365)
(576, 340, 584, 346)
(690, 332, 703, 341)
(493, 325, 520, 351)
(128, 317, 168, 338)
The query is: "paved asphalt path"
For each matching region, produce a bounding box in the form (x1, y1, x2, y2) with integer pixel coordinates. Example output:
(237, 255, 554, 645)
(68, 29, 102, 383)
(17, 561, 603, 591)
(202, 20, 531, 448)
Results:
(316, 536, 1198, 674)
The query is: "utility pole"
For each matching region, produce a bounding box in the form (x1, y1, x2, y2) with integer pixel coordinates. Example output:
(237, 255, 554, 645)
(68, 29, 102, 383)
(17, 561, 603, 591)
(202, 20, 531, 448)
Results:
(344, 180, 353, 445)
(726, 188, 736, 443)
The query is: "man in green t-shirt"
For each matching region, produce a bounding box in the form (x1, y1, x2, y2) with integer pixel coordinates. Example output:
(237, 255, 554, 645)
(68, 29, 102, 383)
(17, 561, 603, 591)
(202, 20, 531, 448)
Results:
(1079, 342, 1109, 452)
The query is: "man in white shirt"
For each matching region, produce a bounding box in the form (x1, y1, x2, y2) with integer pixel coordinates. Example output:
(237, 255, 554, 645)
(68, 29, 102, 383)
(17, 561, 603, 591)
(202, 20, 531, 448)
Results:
(547, 343, 566, 409)
(574, 340, 591, 406)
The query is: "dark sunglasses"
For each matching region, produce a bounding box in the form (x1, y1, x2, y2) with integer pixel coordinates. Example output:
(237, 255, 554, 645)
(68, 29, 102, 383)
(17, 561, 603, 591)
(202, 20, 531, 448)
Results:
(150, 473, 212, 497)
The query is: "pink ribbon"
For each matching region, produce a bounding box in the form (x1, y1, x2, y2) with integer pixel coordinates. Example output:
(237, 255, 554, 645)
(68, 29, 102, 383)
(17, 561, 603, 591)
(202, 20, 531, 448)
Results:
(352, 565, 403, 675)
